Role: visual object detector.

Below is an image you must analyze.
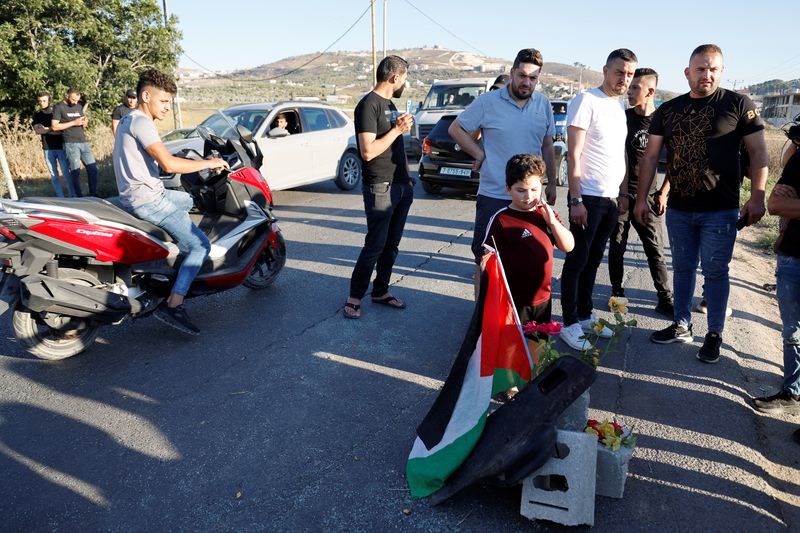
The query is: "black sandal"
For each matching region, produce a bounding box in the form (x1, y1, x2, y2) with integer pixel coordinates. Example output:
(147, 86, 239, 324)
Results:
(343, 302, 361, 319)
(371, 295, 406, 309)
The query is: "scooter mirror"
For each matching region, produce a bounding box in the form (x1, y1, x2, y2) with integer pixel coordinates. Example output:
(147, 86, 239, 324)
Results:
(236, 124, 254, 143)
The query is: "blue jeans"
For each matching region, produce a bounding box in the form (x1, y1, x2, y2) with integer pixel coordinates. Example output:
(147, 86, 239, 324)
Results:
(43, 149, 69, 197)
(776, 254, 800, 396)
(666, 208, 738, 333)
(64, 142, 98, 197)
(130, 190, 210, 296)
(349, 180, 414, 299)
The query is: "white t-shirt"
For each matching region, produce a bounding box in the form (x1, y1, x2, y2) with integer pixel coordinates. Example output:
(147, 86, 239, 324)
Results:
(567, 87, 627, 197)
(113, 110, 164, 209)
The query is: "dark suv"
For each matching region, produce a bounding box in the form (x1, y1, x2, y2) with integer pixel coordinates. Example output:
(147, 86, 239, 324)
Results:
(418, 115, 567, 195)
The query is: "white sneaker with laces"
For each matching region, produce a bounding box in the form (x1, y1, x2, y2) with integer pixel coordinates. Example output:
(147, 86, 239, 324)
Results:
(560, 323, 591, 351)
(579, 314, 613, 338)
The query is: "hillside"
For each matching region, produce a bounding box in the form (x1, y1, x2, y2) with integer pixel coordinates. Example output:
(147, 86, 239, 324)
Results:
(178, 47, 679, 106)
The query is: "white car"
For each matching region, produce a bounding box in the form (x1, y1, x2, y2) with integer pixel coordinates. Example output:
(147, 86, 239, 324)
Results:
(164, 102, 361, 191)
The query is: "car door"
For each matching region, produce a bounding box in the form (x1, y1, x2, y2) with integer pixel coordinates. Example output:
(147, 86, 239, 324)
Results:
(299, 107, 344, 183)
(256, 108, 312, 190)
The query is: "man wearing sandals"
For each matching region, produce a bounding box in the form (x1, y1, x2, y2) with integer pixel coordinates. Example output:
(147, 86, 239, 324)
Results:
(344, 55, 414, 319)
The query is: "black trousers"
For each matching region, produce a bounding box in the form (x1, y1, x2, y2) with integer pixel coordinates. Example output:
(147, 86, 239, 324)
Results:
(607, 196, 672, 303)
(349, 180, 414, 299)
(561, 195, 618, 326)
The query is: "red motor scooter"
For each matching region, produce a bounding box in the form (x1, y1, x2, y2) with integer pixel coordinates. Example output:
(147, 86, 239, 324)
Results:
(0, 124, 285, 359)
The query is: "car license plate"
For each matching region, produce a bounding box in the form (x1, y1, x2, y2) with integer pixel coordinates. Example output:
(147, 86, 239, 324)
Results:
(440, 167, 471, 177)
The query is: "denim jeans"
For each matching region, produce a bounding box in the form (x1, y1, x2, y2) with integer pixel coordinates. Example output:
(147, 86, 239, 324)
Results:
(776, 254, 800, 396)
(561, 195, 619, 326)
(666, 208, 738, 333)
(130, 190, 210, 296)
(349, 180, 414, 299)
(43, 149, 69, 197)
(64, 142, 98, 197)
(608, 195, 672, 302)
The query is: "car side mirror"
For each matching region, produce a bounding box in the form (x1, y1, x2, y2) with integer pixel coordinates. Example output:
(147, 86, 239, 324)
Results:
(236, 124, 254, 143)
(268, 127, 290, 138)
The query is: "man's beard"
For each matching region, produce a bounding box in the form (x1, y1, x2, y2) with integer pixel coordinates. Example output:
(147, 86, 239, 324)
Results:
(509, 83, 531, 101)
(392, 85, 406, 98)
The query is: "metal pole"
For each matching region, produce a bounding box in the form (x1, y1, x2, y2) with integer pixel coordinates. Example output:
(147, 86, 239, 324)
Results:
(0, 139, 19, 200)
(371, 0, 376, 86)
(383, 0, 387, 59)
(162, 0, 182, 129)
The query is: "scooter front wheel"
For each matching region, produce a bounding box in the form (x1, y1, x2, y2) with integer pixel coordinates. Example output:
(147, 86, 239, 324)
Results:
(12, 304, 101, 360)
(243, 232, 286, 290)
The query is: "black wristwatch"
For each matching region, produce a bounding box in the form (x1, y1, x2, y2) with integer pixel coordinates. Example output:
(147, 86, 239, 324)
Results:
(569, 196, 583, 207)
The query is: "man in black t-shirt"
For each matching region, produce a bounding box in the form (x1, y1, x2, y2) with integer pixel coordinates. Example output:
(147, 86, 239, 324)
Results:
(31, 92, 70, 197)
(111, 88, 137, 135)
(634, 44, 768, 364)
(343, 55, 414, 320)
(52, 87, 98, 196)
(752, 149, 800, 422)
(608, 68, 673, 315)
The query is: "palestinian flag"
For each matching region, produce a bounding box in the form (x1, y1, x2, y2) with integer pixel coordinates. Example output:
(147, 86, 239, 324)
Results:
(406, 246, 533, 498)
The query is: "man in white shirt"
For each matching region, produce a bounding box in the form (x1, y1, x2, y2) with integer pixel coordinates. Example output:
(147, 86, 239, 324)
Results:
(560, 49, 638, 351)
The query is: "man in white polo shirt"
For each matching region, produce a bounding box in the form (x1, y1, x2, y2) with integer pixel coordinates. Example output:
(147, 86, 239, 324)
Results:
(449, 48, 557, 270)
(560, 49, 638, 351)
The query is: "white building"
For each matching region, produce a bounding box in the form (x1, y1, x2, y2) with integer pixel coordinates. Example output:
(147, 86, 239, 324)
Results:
(762, 91, 800, 126)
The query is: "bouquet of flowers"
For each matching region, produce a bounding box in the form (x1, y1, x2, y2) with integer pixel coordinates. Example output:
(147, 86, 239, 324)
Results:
(584, 418, 637, 451)
(522, 320, 563, 377)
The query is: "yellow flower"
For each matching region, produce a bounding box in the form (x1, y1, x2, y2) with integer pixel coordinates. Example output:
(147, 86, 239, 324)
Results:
(593, 322, 605, 333)
(584, 427, 599, 437)
(609, 296, 629, 314)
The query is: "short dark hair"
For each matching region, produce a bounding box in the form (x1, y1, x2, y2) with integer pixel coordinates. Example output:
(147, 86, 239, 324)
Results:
(66, 87, 81, 96)
(606, 49, 638, 66)
(506, 154, 546, 188)
(513, 48, 543, 69)
(37, 91, 50, 99)
(136, 69, 178, 97)
(690, 44, 723, 60)
(376, 55, 408, 83)
(634, 67, 659, 85)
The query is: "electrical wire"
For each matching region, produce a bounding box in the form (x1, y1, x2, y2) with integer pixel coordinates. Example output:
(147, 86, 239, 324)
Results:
(181, 1, 372, 83)
(402, 0, 487, 57)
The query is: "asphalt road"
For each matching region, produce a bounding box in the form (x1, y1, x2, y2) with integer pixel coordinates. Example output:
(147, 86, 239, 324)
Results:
(0, 169, 797, 531)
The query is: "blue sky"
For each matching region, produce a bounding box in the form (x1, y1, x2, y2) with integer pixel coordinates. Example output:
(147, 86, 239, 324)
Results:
(170, 0, 798, 94)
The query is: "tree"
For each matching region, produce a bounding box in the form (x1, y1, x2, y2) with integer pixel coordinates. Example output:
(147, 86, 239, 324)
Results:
(0, 0, 181, 119)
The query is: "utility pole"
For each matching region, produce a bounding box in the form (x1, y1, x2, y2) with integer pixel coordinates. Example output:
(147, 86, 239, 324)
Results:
(0, 139, 18, 200)
(162, 0, 182, 129)
(371, 0, 377, 86)
(728, 79, 744, 91)
(573, 62, 587, 96)
(383, 0, 387, 58)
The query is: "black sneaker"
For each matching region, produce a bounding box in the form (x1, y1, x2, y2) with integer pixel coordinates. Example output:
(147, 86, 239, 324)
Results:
(654, 300, 674, 317)
(612, 288, 626, 297)
(650, 323, 692, 344)
(752, 390, 800, 415)
(697, 332, 722, 364)
(154, 301, 200, 335)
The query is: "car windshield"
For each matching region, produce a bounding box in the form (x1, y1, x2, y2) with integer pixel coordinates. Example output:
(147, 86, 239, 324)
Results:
(199, 108, 271, 139)
(422, 85, 485, 111)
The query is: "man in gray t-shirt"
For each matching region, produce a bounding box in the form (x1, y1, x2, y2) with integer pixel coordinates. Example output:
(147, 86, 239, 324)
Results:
(113, 69, 227, 335)
(449, 48, 557, 265)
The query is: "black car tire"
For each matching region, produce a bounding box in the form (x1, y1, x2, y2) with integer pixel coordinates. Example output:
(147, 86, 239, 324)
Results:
(422, 181, 443, 195)
(335, 150, 361, 191)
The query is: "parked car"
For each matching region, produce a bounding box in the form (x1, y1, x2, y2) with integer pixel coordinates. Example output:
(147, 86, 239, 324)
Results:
(418, 114, 567, 195)
(410, 78, 494, 158)
(160, 127, 195, 142)
(551, 100, 569, 142)
(164, 102, 361, 191)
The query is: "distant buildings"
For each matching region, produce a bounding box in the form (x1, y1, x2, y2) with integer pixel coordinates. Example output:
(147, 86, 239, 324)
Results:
(762, 91, 800, 126)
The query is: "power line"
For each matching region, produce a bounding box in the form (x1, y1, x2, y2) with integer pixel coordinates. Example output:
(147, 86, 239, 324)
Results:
(402, 0, 488, 57)
(182, 1, 372, 83)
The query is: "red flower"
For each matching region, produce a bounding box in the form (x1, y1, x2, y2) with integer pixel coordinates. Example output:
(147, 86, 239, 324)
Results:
(523, 320, 563, 336)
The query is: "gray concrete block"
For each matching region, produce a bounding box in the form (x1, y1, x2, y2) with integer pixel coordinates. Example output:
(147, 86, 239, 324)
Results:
(520, 429, 597, 527)
(596, 443, 634, 498)
(556, 390, 590, 431)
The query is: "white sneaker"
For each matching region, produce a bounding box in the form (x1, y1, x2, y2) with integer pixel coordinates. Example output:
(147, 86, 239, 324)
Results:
(579, 314, 613, 338)
(560, 323, 591, 351)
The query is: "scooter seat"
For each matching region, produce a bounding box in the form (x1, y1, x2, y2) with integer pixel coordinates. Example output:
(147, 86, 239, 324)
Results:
(24, 197, 173, 243)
